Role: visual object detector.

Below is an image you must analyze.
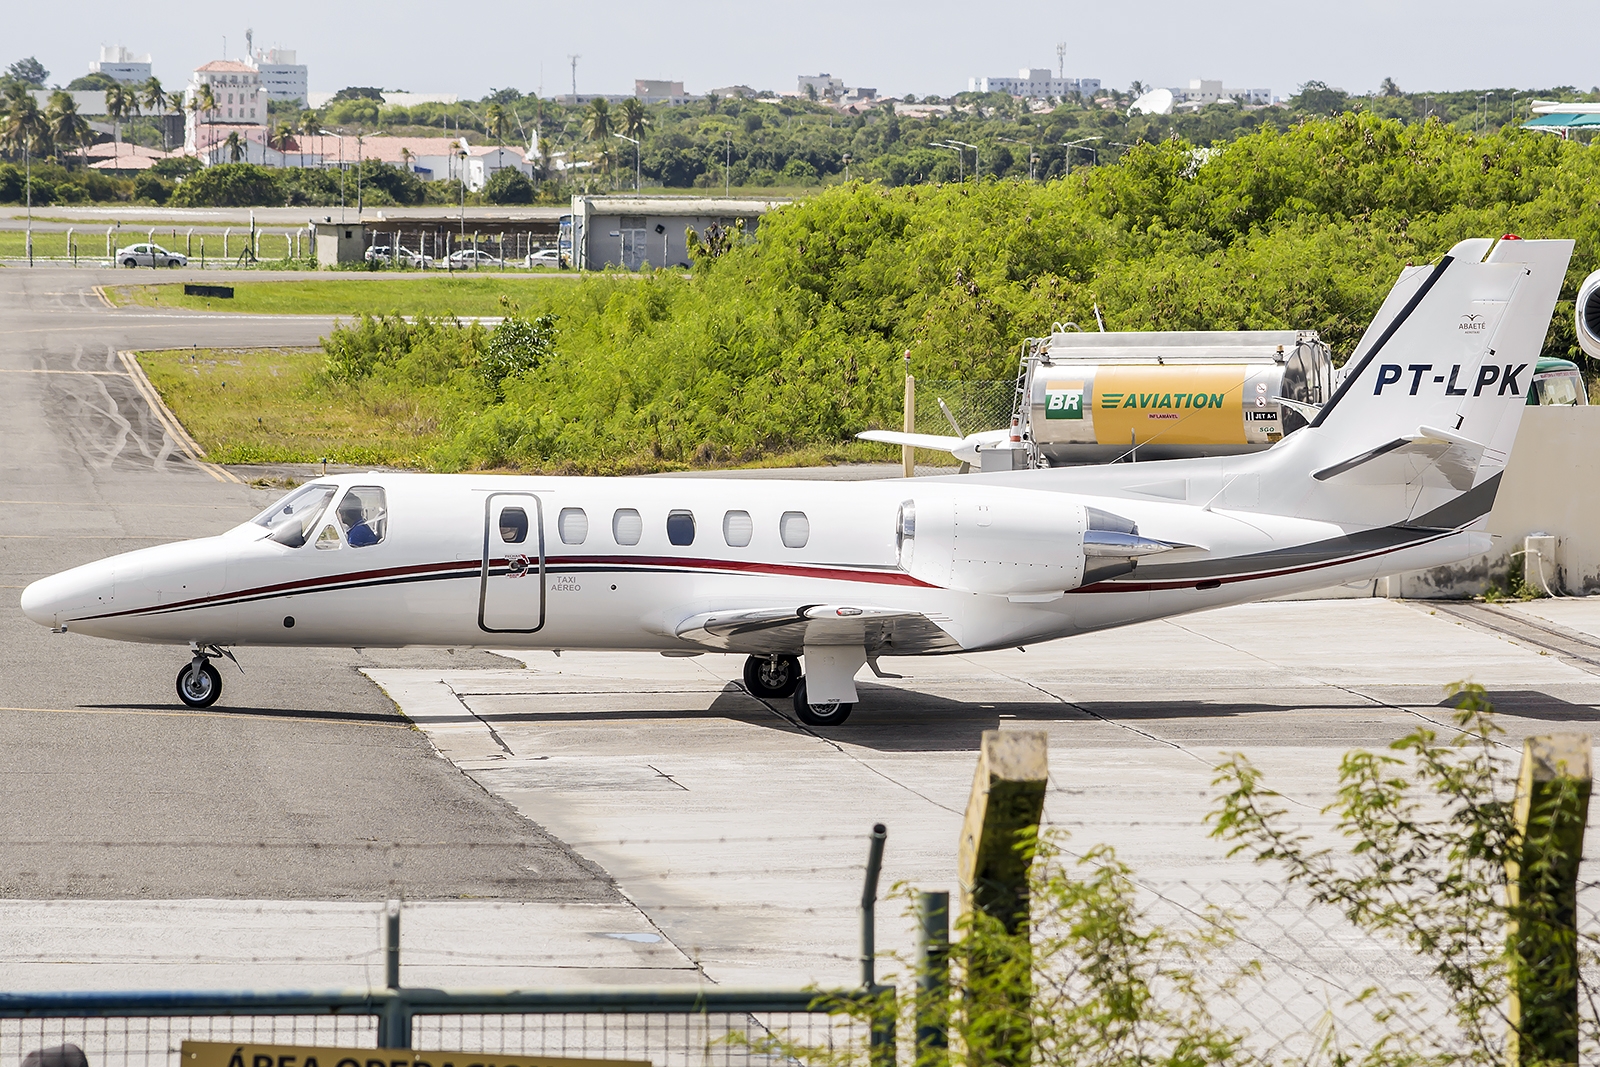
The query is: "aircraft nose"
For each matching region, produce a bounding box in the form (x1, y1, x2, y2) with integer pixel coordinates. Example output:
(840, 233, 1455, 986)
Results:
(20, 563, 111, 629)
(20, 574, 64, 627)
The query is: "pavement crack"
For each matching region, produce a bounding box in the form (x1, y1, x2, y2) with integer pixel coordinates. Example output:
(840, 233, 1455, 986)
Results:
(646, 764, 688, 791)
(995, 668, 1212, 766)
(443, 682, 513, 756)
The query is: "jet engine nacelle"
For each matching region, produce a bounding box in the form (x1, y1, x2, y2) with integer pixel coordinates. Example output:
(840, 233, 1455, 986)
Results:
(1578, 269, 1600, 361)
(895, 488, 1173, 598)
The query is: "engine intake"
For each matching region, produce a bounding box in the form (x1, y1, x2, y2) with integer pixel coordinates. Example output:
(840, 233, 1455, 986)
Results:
(1579, 270, 1600, 361)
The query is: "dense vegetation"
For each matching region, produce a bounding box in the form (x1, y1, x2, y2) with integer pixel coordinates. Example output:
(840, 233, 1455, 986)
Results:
(212, 114, 1597, 473)
(3, 62, 1597, 205)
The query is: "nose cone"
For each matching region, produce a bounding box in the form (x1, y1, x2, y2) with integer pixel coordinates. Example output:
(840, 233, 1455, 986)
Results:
(20, 562, 114, 629)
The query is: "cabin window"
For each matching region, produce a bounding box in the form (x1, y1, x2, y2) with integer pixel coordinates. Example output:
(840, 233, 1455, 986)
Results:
(723, 510, 753, 547)
(558, 507, 588, 545)
(336, 486, 387, 547)
(779, 511, 810, 549)
(613, 508, 643, 546)
(667, 509, 696, 546)
(315, 523, 342, 550)
(253, 483, 337, 548)
(499, 506, 529, 544)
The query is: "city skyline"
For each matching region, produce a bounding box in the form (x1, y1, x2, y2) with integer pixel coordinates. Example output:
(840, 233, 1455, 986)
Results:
(9, 0, 1597, 103)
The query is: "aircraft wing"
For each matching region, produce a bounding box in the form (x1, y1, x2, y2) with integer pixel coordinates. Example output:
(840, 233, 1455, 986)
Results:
(674, 604, 962, 656)
(856, 428, 1010, 465)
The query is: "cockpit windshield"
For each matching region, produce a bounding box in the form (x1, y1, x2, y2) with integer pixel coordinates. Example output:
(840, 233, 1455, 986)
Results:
(252, 483, 338, 548)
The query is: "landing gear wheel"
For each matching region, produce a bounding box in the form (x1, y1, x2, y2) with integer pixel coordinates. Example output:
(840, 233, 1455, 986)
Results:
(744, 654, 801, 698)
(792, 677, 853, 727)
(176, 660, 222, 708)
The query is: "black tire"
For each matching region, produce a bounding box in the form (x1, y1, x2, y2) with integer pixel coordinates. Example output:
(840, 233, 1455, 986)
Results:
(792, 677, 853, 726)
(167, 259, 181, 268)
(176, 660, 222, 708)
(122, 258, 138, 268)
(744, 654, 800, 698)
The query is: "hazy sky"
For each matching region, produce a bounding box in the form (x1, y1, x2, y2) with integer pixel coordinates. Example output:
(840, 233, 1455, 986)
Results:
(10, 0, 1597, 101)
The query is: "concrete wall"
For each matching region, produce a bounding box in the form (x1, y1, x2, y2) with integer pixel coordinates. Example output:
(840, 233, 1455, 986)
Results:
(1382, 406, 1600, 597)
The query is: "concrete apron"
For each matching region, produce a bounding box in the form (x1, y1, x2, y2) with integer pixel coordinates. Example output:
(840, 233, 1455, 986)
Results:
(370, 598, 1600, 989)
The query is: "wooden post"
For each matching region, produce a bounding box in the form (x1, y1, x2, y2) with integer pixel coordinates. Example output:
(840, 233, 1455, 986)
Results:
(903, 358, 916, 479)
(959, 729, 1048, 931)
(1507, 734, 1591, 1067)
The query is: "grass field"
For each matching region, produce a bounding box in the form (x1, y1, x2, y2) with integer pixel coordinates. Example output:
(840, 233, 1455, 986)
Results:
(136, 347, 447, 467)
(110, 275, 576, 315)
(136, 344, 910, 472)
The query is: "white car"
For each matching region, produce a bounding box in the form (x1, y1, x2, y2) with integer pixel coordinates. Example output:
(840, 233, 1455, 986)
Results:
(116, 243, 187, 268)
(445, 249, 501, 269)
(366, 245, 434, 269)
(523, 248, 566, 269)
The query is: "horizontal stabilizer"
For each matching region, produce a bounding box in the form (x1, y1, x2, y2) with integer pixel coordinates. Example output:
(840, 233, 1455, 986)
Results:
(1313, 426, 1486, 491)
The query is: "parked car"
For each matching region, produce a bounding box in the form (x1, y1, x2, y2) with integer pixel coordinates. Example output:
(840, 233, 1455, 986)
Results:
(115, 243, 187, 268)
(445, 249, 502, 269)
(365, 245, 434, 269)
(523, 248, 567, 269)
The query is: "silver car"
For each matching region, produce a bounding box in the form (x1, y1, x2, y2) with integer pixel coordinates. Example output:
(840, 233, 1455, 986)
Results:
(115, 243, 188, 268)
(523, 248, 566, 269)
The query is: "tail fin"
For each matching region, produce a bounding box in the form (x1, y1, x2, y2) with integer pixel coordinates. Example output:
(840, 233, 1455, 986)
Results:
(1275, 237, 1572, 527)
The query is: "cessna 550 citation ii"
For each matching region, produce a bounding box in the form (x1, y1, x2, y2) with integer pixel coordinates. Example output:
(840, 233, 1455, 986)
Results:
(21, 237, 1574, 725)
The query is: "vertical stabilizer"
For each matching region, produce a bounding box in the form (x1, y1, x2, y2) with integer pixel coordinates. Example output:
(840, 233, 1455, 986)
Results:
(1272, 237, 1572, 528)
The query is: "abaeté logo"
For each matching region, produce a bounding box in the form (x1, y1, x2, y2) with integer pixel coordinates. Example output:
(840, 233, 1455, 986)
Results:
(1044, 381, 1085, 420)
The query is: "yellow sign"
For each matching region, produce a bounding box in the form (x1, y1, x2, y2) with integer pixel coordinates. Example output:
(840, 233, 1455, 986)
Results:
(1090, 364, 1247, 446)
(180, 1042, 651, 1067)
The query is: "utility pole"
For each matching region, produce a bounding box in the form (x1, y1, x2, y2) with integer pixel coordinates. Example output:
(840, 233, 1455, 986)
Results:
(568, 54, 580, 99)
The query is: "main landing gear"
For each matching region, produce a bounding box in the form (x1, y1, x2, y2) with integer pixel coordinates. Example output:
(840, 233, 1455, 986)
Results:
(176, 644, 237, 709)
(743, 654, 800, 698)
(742, 653, 854, 726)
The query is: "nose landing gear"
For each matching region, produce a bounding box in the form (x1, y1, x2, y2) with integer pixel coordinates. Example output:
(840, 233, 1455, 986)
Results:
(792, 678, 853, 727)
(176, 644, 238, 708)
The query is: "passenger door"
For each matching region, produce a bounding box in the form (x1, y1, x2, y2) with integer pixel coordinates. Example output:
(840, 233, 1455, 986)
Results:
(479, 492, 545, 633)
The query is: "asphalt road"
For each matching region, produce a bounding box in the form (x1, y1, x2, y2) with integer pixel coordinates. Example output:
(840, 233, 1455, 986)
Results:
(0, 266, 617, 902)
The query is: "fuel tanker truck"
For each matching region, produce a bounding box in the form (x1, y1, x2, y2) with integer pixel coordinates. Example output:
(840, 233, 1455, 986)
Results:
(1017, 329, 1335, 464)
(861, 329, 1337, 468)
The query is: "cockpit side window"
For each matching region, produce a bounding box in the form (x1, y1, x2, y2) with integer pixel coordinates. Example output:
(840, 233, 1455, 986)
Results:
(336, 486, 388, 548)
(253, 483, 337, 548)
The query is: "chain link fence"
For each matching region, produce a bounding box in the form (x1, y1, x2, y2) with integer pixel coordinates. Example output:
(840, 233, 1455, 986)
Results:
(9, 878, 1600, 1067)
(911, 380, 1014, 439)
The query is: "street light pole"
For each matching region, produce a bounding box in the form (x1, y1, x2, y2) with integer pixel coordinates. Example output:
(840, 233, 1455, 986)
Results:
(1061, 136, 1102, 176)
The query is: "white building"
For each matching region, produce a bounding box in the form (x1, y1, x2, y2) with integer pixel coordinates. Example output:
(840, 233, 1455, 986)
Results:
(798, 73, 845, 98)
(249, 47, 308, 106)
(188, 129, 532, 190)
(635, 79, 691, 105)
(968, 68, 1101, 100)
(184, 60, 264, 152)
(1171, 79, 1272, 106)
(89, 45, 152, 84)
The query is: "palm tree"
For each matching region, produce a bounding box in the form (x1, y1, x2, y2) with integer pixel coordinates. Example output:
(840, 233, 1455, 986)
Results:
(105, 82, 131, 166)
(225, 129, 244, 163)
(45, 91, 89, 163)
(582, 97, 613, 180)
(485, 102, 510, 144)
(299, 110, 320, 168)
(618, 97, 650, 140)
(140, 76, 168, 149)
(268, 122, 292, 164)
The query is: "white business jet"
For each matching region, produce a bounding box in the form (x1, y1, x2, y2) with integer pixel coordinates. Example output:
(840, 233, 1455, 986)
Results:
(21, 237, 1574, 725)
